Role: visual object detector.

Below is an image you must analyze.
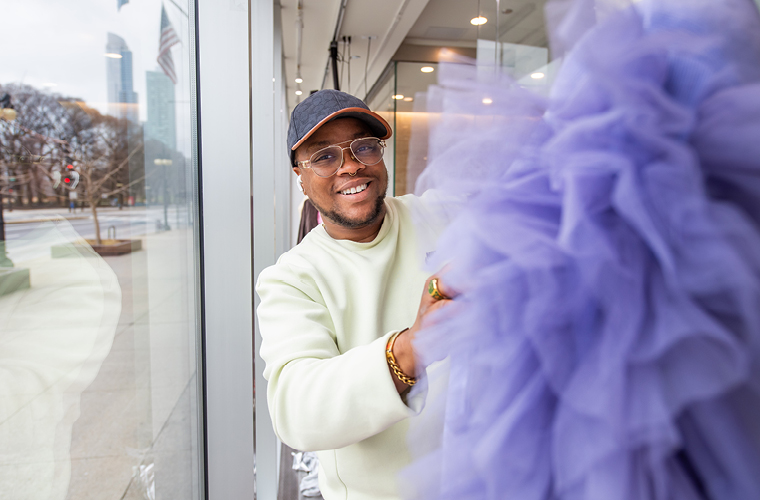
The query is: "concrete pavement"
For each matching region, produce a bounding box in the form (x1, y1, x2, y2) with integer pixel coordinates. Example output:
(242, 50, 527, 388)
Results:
(0, 218, 202, 500)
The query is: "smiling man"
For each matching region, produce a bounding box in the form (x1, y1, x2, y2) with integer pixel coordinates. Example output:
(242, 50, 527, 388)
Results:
(256, 90, 453, 500)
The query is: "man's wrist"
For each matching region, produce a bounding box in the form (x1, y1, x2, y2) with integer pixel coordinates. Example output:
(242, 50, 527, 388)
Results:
(394, 329, 417, 376)
(386, 329, 416, 387)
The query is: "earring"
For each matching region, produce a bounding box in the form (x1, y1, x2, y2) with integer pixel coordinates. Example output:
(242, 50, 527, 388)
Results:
(297, 176, 304, 192)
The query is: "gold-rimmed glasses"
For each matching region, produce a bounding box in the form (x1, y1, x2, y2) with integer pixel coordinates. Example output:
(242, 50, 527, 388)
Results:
(295, 137, 386, 178)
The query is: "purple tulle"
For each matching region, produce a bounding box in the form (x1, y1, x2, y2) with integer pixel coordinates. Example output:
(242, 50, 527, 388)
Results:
(405, 0, 760, 499)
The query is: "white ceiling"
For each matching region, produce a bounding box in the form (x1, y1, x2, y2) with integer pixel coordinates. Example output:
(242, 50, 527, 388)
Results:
(278, 0, 548, 114)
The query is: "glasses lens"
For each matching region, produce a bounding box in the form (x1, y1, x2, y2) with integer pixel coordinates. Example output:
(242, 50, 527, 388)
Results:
(351, 138, 384, 166)
(309, 146, 342, 177)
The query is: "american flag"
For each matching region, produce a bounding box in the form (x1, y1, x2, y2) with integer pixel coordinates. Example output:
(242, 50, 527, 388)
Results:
(157, 4, 180, 84)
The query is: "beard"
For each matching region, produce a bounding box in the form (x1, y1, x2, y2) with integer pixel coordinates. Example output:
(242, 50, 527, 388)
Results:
(313, 191, 386, 229)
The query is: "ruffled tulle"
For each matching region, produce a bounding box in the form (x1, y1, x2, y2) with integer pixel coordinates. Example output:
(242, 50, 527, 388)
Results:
(405, 0, 760, 499)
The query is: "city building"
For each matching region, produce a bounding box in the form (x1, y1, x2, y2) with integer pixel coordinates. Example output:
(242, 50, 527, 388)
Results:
(106, 32, 139, 122)
(145, 70, 177, 150)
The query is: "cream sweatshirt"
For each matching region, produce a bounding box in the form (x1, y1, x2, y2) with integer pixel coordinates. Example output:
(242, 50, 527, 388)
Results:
(256, 194, 451, 500)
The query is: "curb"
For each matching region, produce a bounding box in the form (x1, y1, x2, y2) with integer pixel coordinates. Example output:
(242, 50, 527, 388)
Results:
(5, 216, 91, 225)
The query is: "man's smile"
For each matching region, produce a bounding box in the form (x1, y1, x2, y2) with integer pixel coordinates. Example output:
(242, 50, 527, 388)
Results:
(339, 181, 370, 196)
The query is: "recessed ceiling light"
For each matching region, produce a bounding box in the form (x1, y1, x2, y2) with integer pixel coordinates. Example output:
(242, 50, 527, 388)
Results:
(531, 72, 545, 79)
(105, 53, 123, 59)
(295, 90, 303, 96)
(482, 98, 493, 105)
(420, 66, 434, 73)
(392, 94, 404, 100)
(471, 16, 488, 26)
(403, 97, 413, 102)
(295, 77, 303, 84)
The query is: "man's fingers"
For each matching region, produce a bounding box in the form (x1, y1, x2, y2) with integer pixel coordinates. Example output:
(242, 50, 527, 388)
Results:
(419, 297, 452, 328)
(425, 275, 455, 301)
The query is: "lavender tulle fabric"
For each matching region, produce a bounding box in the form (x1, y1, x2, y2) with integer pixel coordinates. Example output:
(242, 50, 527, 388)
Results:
(405, 0, 760, 499)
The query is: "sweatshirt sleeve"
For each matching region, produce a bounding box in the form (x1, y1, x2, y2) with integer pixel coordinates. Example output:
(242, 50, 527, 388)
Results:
(256, 264, 422, 452)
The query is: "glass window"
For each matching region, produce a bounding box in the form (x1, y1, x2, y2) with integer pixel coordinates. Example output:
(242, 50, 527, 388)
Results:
(375, 0, 553, 196)
(0, 1, 203, 498)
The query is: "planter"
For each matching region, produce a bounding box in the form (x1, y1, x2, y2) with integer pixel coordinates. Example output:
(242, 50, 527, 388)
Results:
(0, 267, 31, 296)
(51, 239, 142, 258)
(86, 239, 142, 256)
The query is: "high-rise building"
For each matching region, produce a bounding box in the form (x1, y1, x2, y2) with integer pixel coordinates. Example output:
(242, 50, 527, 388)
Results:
(145, 70, 176, 150)
(106, 33, 139, 122)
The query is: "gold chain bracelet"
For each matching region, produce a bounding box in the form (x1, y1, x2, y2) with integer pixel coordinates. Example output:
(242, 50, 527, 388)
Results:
(386, 329, 416, 386)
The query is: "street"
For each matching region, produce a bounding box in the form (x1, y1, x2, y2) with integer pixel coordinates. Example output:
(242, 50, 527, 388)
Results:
(3, 205, 192, 263)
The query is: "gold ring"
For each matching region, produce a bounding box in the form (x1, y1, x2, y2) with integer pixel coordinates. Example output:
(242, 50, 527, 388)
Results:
(428, 278, 448, 301)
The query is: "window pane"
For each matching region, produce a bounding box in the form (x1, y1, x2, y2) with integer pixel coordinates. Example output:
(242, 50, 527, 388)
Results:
(0, 1, 203, 498)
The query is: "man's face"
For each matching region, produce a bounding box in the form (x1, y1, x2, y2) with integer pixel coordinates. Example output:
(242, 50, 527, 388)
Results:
(294, 117, 388, 229)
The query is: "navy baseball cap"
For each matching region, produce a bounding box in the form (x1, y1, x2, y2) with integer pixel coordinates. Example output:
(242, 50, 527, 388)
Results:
(287, 89, 392, 164)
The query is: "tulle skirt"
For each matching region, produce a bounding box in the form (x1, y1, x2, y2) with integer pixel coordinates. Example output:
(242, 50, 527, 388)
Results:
(406, 0, 760, 498)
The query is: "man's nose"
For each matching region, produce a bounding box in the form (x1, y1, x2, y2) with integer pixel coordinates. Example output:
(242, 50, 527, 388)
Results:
(339, 147, 364, 175)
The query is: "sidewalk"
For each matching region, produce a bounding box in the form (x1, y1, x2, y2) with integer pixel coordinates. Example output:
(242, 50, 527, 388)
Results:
(0, 220, 201, 500)
(3, 206, 146, 225)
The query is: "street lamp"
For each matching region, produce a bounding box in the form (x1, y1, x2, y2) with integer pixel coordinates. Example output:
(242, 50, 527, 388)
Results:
(0, 93, 16, 267)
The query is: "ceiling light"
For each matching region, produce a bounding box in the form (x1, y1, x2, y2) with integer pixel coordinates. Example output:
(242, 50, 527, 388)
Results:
(482, 98, 493, 105)
(531, 72, 546, 79)
(403, 97, 413, 102)
(392, 94, 404, 100)
(105, 53, 123, 59)
(471, 16, 488, 26)
(295, 90, 303, 96)
(420, 66, 434, 73)
(295, 77, 303, 84)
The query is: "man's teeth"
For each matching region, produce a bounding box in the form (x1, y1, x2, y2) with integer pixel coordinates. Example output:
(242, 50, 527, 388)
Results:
(341, 183, 368, 195)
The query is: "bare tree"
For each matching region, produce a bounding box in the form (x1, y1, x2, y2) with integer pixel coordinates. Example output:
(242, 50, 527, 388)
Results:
(56, 102, 145, 244)
(0, 84, 147, 245)
(0, 84, 70, 206)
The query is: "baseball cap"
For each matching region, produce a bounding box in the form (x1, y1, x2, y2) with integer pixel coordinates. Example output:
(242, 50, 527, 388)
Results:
(287, 89, 392, 164)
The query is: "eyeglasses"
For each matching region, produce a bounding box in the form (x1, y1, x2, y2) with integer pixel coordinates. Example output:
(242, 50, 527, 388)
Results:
(296, 137, 386, 178)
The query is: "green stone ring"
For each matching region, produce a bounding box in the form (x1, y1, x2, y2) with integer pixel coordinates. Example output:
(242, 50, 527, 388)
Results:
(428, 278, 448, 301)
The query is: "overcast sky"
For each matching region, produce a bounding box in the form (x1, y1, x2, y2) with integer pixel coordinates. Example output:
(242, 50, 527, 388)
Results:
(2, 0, 193, 155)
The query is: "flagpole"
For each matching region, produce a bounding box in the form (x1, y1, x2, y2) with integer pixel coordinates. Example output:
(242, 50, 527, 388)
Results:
(167, 0, 188, 18)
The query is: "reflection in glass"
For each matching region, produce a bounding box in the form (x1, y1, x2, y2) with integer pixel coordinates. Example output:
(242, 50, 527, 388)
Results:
(366, 1, 553, 197)
(0, 0, 202, 498)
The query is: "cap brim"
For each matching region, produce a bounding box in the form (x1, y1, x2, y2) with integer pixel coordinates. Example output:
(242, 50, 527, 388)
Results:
(290, 107, 392, 151)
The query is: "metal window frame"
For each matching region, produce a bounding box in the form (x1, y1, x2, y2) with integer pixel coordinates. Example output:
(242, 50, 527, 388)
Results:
(195, 0, 256, 497)
(251, 0, 287, 499)
(195, 0, 285, 498)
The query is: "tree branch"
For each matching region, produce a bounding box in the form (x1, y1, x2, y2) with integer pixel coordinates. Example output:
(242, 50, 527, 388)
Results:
(92, 141, 144, 191)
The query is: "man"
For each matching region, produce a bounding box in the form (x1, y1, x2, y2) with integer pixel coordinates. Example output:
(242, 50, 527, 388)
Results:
(256, 89, 453, 500)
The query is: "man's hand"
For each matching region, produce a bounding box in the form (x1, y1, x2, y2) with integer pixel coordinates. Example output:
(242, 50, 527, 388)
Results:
(389, 275, 454, 393)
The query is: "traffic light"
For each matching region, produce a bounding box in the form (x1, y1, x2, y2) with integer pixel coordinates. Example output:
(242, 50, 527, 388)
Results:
(63, 169, 79, 188)
(53, 159, 80, 189)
